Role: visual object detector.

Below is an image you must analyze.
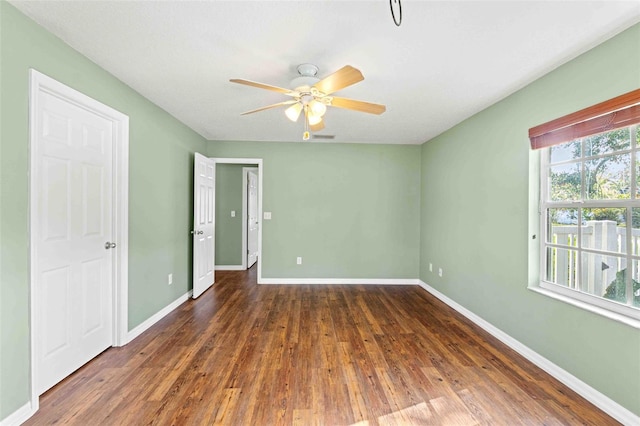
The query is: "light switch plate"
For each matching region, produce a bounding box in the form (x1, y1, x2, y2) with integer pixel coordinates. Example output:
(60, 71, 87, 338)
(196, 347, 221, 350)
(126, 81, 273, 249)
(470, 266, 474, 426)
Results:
(264, 212, 272, 220)
(231, 210, 236, 217)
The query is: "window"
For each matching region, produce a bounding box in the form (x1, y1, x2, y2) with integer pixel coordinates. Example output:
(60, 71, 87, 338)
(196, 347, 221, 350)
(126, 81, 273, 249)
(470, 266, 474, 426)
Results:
(530, 89, 640, 323)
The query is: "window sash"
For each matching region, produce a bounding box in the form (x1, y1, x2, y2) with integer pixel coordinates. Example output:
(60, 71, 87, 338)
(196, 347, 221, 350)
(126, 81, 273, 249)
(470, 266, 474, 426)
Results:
(539, 128, 640, 318)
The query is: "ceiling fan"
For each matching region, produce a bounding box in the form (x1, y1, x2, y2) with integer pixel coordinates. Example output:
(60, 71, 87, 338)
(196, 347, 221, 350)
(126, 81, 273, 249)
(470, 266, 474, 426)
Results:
(230, 64, 386, 140)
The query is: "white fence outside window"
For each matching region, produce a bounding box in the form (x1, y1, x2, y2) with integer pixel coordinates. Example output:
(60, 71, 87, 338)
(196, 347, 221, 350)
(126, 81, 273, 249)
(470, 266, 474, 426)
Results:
(548, 220, 640, 296)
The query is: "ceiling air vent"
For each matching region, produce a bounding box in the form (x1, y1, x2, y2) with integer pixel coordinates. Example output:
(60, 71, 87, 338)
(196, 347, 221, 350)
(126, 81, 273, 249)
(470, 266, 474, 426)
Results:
(312, 134, 335, 140)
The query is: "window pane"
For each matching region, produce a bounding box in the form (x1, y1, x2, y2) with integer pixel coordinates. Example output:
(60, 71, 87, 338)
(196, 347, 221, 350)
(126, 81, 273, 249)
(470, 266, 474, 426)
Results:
(585, 153, 630, 200)
(633, 260, 640, 308)
(598, 258, 631, 306)
(584, 128, 631, 157)
(546, 208, 579, 246)
(546, 247, 578, 288)
(581, 252, 625, 299)
(636, 152, 640, 198)
(550, 139, 581, 164)
(581, 208, 626, 254)
(632, 208, 640, 256)
(549, 162, 581, 201)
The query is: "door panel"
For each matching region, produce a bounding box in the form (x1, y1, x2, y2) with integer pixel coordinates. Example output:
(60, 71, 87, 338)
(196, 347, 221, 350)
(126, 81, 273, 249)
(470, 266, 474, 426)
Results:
(81, 258, 104, 335)
(42, 157, 71, 241)
(82, 163, 104, 237)
(41, 267, 71, 358)
(36, 90, 114, 394)
(192, 153, 215, 298)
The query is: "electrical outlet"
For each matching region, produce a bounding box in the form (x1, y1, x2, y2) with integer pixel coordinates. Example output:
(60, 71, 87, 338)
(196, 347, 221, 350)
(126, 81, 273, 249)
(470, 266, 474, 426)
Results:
(438, 268, 443, 277)
(429, 263, 433, 272)
(168, 273, 173, 285)
(296, 257, 302, 265)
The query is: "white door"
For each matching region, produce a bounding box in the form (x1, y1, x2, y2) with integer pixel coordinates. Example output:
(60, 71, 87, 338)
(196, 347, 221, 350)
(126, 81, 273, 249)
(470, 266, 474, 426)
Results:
(247, 170, 259, 268)
(35, 89, 114, 394)
(192, 153, 215, 298)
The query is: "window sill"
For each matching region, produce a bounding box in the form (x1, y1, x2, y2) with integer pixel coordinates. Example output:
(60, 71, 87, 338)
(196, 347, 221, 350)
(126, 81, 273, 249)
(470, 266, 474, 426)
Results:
(529, 284, 640, 329)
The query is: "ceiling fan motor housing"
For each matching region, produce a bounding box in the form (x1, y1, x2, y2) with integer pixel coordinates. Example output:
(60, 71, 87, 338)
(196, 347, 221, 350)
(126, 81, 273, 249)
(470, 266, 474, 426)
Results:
(290, 63, 320, 90)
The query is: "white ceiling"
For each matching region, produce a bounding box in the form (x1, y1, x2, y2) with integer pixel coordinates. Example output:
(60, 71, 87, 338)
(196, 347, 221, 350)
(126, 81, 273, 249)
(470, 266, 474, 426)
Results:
(10, 1, 640, 145)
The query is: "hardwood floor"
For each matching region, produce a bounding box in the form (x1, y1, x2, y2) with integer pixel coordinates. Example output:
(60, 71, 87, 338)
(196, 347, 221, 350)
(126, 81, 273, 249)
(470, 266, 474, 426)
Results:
(26, 268, 619, 425)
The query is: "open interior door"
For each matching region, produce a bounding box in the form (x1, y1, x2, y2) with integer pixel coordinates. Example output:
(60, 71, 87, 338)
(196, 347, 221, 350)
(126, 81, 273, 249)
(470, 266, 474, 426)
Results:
(192, 153, 215, 298)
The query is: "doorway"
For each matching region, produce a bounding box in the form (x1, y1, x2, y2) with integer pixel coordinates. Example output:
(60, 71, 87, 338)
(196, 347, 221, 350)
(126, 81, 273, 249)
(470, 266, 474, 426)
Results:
(210, 158, 263, 281)
(243, 167, 259, 269)
(29, 70, 129, 404)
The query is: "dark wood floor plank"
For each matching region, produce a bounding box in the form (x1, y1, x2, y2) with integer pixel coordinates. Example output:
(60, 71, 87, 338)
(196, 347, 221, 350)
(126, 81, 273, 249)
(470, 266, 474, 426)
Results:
(25, 268, 620, 425)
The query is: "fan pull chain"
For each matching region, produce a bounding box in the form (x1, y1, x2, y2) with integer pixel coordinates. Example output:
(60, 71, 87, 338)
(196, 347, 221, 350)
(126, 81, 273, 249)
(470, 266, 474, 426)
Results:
(303, 106, 310, 140)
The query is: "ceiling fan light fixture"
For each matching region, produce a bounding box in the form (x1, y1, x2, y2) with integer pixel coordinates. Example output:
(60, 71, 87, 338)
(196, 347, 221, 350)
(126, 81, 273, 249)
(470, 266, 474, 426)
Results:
(285, 102, 303, 122)
(309, 99, 327, 117)
(307, 113, 322, 126)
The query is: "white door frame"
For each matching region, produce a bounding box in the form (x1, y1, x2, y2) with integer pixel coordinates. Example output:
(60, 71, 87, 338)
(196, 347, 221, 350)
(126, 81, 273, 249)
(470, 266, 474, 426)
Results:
(212, 158, 263, 282)
(241, 167, 259, 270)
(29, 70, 129, 411)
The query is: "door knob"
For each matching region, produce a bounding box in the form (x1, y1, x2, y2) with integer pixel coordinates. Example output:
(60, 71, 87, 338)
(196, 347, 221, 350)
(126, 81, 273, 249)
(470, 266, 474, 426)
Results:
(198, 230, 204, 235)
(105, 242, 116, 249)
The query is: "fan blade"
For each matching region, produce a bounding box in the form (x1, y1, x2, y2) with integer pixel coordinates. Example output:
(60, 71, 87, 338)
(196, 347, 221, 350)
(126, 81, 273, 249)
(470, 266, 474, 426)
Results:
(330, 97, 386, 115)
(230, 79, 297, 96)
(312, 65, 364, 95)
(241, 100, 297, 115)
(310, 120, 325, 132)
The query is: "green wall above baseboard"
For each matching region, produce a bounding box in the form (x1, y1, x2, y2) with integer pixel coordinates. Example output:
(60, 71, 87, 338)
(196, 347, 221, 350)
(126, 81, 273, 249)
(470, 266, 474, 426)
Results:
(208, 141, 422, 279)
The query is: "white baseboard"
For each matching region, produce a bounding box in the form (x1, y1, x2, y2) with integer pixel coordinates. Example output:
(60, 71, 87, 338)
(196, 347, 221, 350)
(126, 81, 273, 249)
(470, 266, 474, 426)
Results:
(259, 278, 419, 285)
(215, 265, 245, 271)
(417, 280, 639, 425)
(125, 290, 192, 344)
(0, 401, 35, 426)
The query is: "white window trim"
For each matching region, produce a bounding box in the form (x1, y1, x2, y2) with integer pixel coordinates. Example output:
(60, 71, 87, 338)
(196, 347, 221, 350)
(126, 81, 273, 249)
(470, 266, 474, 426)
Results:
(535, 125, 640, 328)
(533, 282, 640, 329)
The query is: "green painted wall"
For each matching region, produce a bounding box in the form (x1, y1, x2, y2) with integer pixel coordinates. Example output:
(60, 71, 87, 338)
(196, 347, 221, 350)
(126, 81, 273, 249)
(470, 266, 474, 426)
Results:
(419, 23, 640, 415)
(208, 142, 421, 279)
(215, 164, 254, 266)
(0, 3, 207, 419)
